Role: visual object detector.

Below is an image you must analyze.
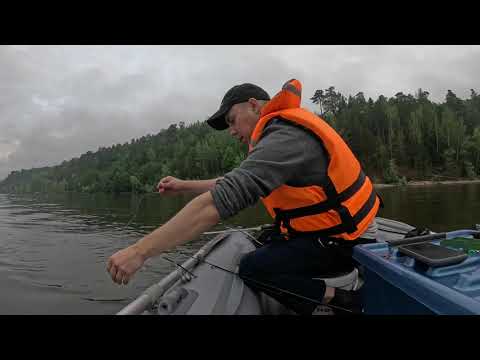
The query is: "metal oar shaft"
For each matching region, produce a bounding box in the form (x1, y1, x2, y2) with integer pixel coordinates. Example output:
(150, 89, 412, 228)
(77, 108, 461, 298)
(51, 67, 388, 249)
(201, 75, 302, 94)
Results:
(202, 224, 272, 235)
(116, 233, 229, 315)
(202, 227, 260, 235)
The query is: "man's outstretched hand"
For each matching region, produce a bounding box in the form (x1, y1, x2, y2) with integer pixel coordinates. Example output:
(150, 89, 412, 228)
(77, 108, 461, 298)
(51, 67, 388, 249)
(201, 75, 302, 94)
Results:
(107, 245, 146, 285)
(156, 176, 186, 195)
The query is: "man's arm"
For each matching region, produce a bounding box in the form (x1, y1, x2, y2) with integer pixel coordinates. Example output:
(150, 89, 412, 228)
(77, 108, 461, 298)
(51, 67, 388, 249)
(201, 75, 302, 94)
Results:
(107, 191, 220, 285)
(181, 178, 223, 194)
(157, 176, 223, 195)
(211, 119, 328, 220)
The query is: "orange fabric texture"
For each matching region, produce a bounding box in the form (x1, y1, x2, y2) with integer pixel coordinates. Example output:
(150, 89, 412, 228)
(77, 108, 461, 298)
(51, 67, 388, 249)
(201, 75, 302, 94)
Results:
(249, 79, 380, 240)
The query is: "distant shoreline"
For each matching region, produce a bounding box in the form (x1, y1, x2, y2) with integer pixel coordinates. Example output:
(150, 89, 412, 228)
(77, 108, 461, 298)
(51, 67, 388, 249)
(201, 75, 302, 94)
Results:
(2, 179, 480, 195)
(374, 179, 480, 188)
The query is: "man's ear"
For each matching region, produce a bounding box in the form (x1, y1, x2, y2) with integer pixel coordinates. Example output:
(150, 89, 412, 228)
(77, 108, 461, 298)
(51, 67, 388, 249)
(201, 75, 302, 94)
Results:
(248, 98, 260, 114)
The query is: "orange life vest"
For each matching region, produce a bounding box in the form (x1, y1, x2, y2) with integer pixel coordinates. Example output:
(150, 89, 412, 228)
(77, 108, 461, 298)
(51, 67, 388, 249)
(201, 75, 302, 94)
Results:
(249, 79, 381, 240)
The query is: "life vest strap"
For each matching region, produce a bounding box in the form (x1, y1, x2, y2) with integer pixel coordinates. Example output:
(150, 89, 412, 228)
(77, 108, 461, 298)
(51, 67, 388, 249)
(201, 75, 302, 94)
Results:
(274, 171, 367, 221)
(274, 189, 379, 238)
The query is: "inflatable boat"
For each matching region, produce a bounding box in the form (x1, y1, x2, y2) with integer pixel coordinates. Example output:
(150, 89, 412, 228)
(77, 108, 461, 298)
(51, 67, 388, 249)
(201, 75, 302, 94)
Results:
(116, 217, 401, 315)
(117, 217, 480, 315)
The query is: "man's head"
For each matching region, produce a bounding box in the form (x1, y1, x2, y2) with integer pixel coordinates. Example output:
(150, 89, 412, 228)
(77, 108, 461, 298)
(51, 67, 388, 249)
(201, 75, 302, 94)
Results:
(207, 83, 270, 144)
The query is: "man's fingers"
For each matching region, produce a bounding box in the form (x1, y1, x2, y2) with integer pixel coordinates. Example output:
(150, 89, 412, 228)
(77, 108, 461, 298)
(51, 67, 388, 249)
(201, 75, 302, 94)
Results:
(158, 183, 175, 193)
(157, 181, 171, 192)
(107, 246, 144, 285)
(160, 177, 171, 185)
(109, 264, 118, 282)
(115, 269, 125, 284)
(157, 178, 168, 188)
(157, 177, 179, 194)
(108, 261, 130, 285)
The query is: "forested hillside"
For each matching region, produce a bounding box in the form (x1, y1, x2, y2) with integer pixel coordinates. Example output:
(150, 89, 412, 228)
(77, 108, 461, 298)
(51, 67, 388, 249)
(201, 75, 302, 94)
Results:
(2, 87, 479, 194)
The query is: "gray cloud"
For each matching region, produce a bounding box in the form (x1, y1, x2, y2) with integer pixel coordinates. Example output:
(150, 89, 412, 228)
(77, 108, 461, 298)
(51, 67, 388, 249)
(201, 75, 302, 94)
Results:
(1, 45, 480, 180)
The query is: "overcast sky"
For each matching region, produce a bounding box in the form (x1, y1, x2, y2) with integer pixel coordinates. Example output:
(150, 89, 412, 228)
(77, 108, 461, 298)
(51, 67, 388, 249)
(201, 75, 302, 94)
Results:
(1, 45, 479, 180)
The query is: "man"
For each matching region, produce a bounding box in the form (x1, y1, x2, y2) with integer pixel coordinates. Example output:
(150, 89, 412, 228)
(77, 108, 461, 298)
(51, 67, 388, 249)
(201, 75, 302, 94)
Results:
(107, 79, 380, 315)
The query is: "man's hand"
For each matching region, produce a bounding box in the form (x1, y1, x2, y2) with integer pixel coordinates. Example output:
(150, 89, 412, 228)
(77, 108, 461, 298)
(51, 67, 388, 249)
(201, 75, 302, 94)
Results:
(107, 245, 146, 285)
(106, 191, 220, 286)
(156, 176, 186, 195)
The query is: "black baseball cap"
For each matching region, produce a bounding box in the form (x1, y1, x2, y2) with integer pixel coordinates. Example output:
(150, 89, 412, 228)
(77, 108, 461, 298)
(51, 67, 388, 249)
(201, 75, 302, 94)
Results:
(207, 83, 270, 130)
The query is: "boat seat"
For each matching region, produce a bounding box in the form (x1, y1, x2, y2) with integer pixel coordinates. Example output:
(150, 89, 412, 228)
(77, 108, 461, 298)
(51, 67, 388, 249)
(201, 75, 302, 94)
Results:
(312, 268, 362, 291)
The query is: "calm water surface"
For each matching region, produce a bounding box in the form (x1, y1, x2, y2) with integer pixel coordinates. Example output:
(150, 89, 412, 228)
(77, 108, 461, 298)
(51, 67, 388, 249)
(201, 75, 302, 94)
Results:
(0, 183, 479, 314)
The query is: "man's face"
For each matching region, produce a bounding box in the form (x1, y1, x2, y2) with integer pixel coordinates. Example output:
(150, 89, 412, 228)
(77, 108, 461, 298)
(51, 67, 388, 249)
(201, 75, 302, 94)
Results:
(224, 99, 260, 145)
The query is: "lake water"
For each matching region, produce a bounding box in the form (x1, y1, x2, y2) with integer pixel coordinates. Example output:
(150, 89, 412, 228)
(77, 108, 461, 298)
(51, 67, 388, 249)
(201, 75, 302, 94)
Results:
(0, 183, 479, 314)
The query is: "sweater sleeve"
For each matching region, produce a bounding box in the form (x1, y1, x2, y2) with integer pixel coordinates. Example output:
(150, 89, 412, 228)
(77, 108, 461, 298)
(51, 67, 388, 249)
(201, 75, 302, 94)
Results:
(210, 118, 328, 219)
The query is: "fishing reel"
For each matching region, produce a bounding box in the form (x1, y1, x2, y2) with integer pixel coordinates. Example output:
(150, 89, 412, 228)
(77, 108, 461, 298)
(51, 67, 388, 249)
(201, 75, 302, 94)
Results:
(254, 224, 281, 247)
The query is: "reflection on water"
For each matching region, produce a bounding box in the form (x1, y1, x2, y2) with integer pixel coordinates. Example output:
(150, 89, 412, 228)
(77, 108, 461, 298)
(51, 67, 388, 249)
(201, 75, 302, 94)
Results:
(376, 183, 480, 232)
(0, 183, 479, 314)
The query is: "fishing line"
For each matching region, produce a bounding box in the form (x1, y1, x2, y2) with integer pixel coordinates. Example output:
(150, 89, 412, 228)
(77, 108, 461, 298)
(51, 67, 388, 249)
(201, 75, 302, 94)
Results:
(173, 249, 355, 314)
(121, 192, 147, 232)
(162, 255, 198, 278)
(222, 225, 264, 247)
(118, 190, 359, 313)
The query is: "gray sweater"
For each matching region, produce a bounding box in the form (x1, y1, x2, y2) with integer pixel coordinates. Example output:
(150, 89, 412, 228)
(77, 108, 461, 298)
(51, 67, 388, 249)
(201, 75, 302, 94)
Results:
(210, 118, 377, 239)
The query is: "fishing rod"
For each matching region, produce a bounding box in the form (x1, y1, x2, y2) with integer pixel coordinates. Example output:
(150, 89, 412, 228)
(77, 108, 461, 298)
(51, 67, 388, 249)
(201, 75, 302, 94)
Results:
(163, 256, 198, 279)
(386, 230, 480, 247)
(377, 227, 408, 235)
(206, 225, 271, 247)
(118, 196, 357, 314)
(120, 192, 274, 237)
(117, 231, 357, 315)
(116, 195, 352, 313)
(173, 249, 355, 314)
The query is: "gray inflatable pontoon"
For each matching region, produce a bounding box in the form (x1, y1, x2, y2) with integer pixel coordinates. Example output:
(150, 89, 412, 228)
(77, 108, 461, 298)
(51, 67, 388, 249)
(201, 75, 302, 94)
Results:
(117, 217, 415, 315)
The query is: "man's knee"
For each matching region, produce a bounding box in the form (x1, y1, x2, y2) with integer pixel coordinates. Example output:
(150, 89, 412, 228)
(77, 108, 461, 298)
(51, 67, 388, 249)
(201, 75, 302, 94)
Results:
(238, 252, 261, 281)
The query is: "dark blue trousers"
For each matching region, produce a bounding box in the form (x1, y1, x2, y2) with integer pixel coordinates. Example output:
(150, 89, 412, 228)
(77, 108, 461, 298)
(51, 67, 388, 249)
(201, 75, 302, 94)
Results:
(238, 235, 372, 315)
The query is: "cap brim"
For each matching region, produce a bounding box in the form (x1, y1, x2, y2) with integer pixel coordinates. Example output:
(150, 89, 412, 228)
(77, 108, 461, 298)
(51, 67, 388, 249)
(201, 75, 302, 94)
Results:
(206, 105, 229, 130)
